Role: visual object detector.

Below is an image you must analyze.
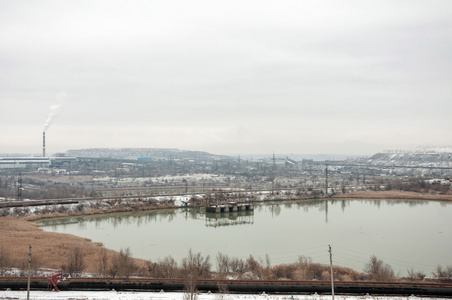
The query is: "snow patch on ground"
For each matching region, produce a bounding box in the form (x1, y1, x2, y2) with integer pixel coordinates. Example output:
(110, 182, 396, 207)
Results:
(93, 173, 233, 187)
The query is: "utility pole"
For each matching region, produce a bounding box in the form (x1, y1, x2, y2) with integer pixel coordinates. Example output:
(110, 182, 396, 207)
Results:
(329, 245, 335, 300)
(17, 172, 23, 201)
(27, 244, 31, 300)
(272, 152, 276, 170)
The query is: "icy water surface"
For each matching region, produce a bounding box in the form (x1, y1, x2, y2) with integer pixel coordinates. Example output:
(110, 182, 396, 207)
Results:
(38, 199, 452, 275)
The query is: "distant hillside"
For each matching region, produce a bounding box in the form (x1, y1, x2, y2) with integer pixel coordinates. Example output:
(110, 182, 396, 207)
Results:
(367, 150, 452, 168)
(65, 148, 225, 161)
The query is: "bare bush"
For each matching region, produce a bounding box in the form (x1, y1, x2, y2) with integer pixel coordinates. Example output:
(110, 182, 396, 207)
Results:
(364, 255, 394, 281)
(0, 246, 11, 275)
(229, 257, 245, 273)
(295, 255, 363, 281)
(433, 265, 452, 282)
(407, 268, 426, 281)
(271, 263, 296, 280)
(97, 246, 109, 277)
(244, 255, 263, 279)
(147, 256, 179, 278)
(62, 247, 85, 277)
(182, 249, 211, 279)
(19, 253, 41, 277)
(159, 256, 179, 278)
(262, 254, 272, 280)
(216, 252, 230, 278)
(116, 247, 135, 278)
(182, 249, 210, 300)
(216, 281, 229, 300)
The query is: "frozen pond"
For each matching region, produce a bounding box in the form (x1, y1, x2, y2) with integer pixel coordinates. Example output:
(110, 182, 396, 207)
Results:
(38, 199, 452, 276)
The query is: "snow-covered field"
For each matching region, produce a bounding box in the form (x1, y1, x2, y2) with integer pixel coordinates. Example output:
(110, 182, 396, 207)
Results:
(0, 290, 445, 300)
(92, 173, 234, 186)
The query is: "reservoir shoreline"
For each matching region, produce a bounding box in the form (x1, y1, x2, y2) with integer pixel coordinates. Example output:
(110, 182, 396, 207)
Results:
(1, 190, 451, 276)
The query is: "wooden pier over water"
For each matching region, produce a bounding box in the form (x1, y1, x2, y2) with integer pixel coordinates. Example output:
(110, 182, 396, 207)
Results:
(205, 202, 254, 213)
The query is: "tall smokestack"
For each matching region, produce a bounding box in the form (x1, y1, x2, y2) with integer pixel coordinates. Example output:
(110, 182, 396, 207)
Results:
(43, 131, 46, 157)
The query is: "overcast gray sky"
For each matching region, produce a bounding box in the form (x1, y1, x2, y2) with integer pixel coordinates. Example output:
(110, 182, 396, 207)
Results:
(1, 0, 451, 156)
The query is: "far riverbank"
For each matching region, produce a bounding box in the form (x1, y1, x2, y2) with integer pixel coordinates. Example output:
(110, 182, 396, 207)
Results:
(332, 190, 452, 201)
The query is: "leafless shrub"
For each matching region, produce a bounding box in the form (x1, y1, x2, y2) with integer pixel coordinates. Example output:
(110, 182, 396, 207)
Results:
(0, 246, 11, 275)
(244, 255, 263, 279)
(20, 254, 41, 277)
(182, 249, 210, 300)
(0, 209, 10, 217)
(116, 247, 135, 278)
(147, 256, 179, 278)
(182, 249, 211, 279)
(97, 246, 109, 277)
(160, 256, 179, 278)
(62, 247, 85, 277)
(229, 257, 245, 273)
(216, 252, 230, 278)
(433, 265, 452, 282)
(307, 263, 325, 280)
(271, 263, 297, 280)
(297, 255, 314, 280)
(364, 255, 394, 281)
(295, 255, 363, 281)
(108, 261, 119, 278)
(262, 254, 272, 280)
(57, 205, 67, 213)
(147, 198, 158, 205)
(216, 281, 229, 300)
(407, 268, 426, 281)
(75, 203, 84, 213)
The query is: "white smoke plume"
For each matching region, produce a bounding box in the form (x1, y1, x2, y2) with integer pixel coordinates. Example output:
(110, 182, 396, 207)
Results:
(43, 92, 66, 132)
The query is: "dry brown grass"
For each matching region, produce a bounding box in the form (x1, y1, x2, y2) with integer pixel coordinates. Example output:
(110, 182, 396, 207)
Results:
(0, 217, 147, 274)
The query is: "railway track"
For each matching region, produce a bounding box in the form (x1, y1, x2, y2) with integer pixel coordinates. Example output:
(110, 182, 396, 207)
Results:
(0, 186, 305, 209)
(1, 277, 451, 297)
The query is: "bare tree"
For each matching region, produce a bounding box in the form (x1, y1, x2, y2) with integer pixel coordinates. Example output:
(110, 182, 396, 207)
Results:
(182, 249, 211, 300)
(108, 262, 119, 278)
(182, 251, 198, 300)
(229, 257, 245, 273)
(298, 255, 313, 280)
(271, 263, 296, 280)
(363, 255, 394, 281)
(245, 255, 262, 279)
(147, 256, 179, 278)
(433, 265, 452, 282)
(407, 268, 426, 282)
(0, 246, 11, 275)
(64, 247, 85, 277)
(97, 246, 108, 277)
(107, 247, 135, 278)
(117, 247, 135, 278)
(263, 254, 272, 280)
(160, 256, 178, 278)
(216, 252, 230, 278)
